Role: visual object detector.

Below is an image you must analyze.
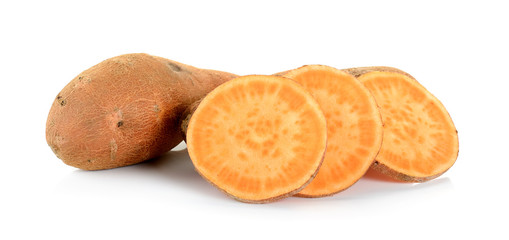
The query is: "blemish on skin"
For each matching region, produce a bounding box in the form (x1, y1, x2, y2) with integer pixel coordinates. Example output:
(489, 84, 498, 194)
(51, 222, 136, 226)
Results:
(167, 62, 182, 72)
(154, 104, 160, 112)
(110, 109, 124, 129)
(57, 96, 66, 106)
(73, 75, 92, 89)
(110, 139, 118, 161)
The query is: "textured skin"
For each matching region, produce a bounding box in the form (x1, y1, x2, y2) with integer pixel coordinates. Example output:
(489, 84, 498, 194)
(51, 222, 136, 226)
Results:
(370, 161, 444, 183)
(344, 66, 458, 182)
(343, 66, 415, 79)
(46, 53, 237, 170)
(179, 99, 202, 142)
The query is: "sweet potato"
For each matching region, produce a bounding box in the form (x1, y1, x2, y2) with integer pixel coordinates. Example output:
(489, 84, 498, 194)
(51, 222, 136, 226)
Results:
(344, 67, 459, 182)
(46, 53, 237, 170)
(279, 65, 383, 197)
(184, 75, 327, 203)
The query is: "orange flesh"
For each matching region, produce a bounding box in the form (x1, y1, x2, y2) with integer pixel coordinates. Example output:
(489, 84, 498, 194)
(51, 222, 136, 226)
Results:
(283, 66, 383, 197)
(358, 72, 458, 178)
(186, 75, 327, 202)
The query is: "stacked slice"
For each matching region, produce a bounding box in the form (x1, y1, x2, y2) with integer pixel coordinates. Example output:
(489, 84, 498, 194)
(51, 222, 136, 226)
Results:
(183, 66, 458, 203)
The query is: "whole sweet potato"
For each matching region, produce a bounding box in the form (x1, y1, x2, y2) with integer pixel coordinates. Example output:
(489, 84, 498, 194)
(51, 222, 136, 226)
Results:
(46, 53, 237, 170)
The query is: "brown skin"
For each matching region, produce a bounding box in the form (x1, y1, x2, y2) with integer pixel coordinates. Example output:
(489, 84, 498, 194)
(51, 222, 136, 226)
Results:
(370, 161, 444, 183)
(46, 53, 237, 170)
(343, 66, 458, 182)
(179, 99, 202, 142)
(343, 66, 415, 79)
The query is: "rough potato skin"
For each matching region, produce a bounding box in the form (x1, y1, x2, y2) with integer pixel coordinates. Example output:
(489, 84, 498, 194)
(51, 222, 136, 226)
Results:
(370, 161, 445, 183)
(179, 99, 202, 142)
(46, 53, 237, 170)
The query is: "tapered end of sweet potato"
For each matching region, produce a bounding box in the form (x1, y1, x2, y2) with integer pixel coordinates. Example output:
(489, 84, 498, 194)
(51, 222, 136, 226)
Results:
(186, 75, 327, 203)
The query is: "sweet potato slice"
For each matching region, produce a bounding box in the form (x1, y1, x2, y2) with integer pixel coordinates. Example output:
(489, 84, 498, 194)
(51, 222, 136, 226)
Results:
(281, 65, 383, 197)
(186, 75, 327, 203)
(350, 69, 459, 182)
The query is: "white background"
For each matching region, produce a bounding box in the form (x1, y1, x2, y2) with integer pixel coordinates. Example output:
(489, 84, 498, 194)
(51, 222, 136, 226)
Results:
(1, 0, 508, 239)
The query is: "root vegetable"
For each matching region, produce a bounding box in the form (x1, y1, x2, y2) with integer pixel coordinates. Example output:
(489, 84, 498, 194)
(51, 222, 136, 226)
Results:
(46, 53, 237, 170)
(279, 65, 384, 197)
(184, 75, 327, 203)
(344, 67, 459, 182)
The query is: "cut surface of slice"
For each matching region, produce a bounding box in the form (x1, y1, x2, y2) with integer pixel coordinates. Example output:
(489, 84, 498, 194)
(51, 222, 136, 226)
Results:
(282, 65, 383, 197)
(356, 70, 458, 182)
(186, 75, 327, 203)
